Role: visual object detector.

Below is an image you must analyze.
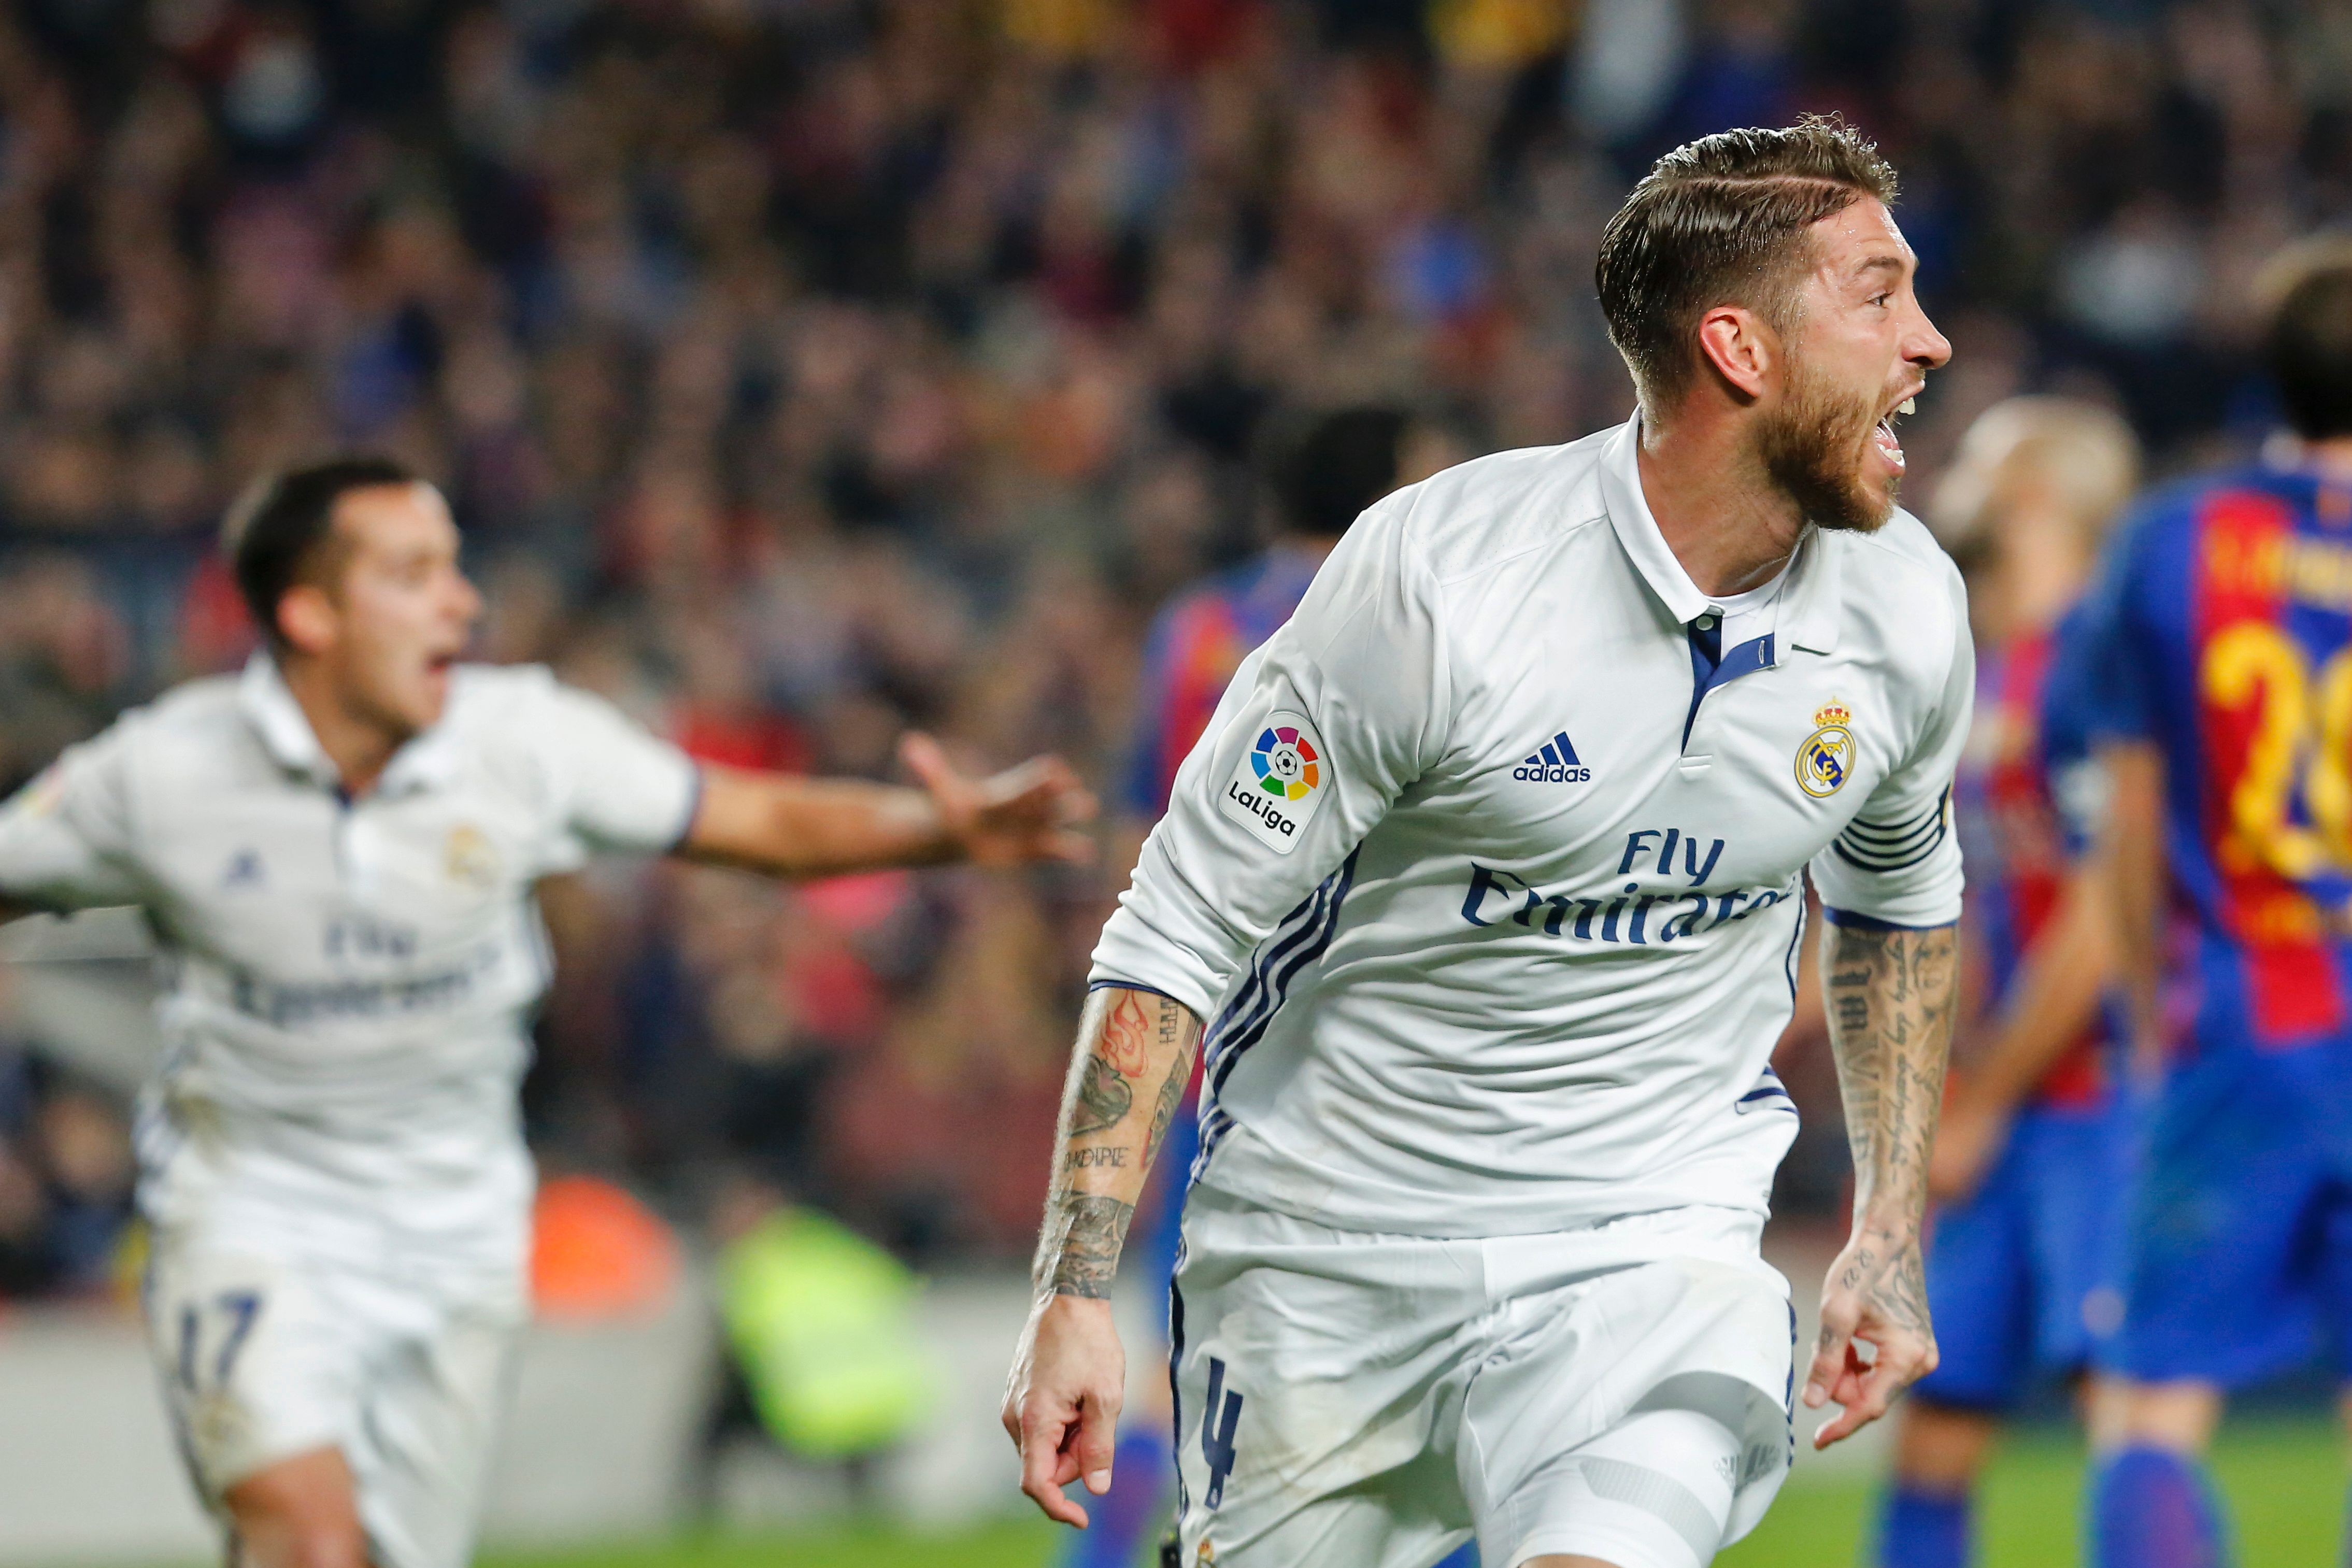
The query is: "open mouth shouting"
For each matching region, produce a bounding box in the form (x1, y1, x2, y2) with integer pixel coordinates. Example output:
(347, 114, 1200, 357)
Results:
(1872, 392, 1920, 475)
(419, 645, 463, 704)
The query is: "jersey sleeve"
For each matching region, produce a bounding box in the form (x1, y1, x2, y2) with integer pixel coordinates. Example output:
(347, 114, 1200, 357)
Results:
(0, 723, 146, 911)
(1809, 559, 1975, 929)
(527, 678, 702, 871)
(1090, 496, 1452, 1020)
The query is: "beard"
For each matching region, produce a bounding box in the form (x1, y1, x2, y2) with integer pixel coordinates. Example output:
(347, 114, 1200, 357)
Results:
(1756, 357, 1898, 535)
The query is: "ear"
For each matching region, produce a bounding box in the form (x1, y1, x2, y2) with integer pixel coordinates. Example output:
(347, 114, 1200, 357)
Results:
(276, 583, 339, 656)
(1694, 304, 1777, 402)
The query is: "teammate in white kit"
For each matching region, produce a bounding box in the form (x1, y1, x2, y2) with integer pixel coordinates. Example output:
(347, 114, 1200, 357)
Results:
(0, 458, 1094, 1568)
(1004, 119, 1968, 1568)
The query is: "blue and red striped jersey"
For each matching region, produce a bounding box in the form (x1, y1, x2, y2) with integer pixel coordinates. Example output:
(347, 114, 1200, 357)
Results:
(1121, 547, 1324, 819)
(2096, 460, 2352, 1052)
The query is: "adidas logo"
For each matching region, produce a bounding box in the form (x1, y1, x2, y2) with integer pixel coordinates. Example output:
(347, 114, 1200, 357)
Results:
(1512, 730, 1591, 784)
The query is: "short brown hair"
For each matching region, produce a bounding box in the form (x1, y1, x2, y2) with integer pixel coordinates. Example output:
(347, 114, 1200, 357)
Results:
(223, 455, 419, 648)
(2258, 236, 2352, 441)
(1596, 116, 1899, 407)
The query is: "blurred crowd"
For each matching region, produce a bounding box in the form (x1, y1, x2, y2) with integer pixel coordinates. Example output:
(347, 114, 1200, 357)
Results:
(1, 0, 2348, 1299)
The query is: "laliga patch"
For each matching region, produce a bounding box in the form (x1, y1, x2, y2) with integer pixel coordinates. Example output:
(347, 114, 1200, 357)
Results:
(1219, 710, 1329, 854)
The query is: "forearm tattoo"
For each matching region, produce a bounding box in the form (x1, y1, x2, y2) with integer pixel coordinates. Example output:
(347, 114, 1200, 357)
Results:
(1821, 920, 1957, 1335)
(1828, 1236, 1931, 1339)
(1043, 1194, 1136, 1299)
(1143, 1049, 1187, 1165)
(1034, 988, 1203, 1301)
(1070, 1052, 1133, 1137)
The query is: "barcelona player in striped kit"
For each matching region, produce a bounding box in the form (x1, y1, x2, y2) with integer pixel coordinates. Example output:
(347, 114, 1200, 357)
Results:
(1867, 398, 2140, 1567)
(2087, 241, 2352, 1567)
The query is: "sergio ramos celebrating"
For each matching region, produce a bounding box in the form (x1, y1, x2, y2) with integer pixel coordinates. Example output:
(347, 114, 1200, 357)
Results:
(1005, 118, 1968, 1568)
(0, 457, 1094, 1568)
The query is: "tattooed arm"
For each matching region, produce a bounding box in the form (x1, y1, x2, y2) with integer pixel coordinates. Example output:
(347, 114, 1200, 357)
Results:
(1003, 985, 1204, 1528)
(1803, 914, 1959, 1449)
(1030, 985, 1203, 1300)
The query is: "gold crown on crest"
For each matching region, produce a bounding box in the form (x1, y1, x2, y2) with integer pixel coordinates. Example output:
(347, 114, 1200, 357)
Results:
(1813, 699, 1852, 729)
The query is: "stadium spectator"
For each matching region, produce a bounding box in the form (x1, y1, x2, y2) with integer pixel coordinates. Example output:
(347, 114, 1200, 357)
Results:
(0, 0, 2343, 1294)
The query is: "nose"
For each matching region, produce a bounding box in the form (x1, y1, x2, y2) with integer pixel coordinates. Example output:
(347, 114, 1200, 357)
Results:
(1906, 300, 1953, 373)
(451, 571, 483, 627)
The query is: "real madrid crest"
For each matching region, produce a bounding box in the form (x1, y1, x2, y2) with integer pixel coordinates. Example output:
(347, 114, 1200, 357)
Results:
(1797, 699, 1856, 798)
(445, 823, 501, 889)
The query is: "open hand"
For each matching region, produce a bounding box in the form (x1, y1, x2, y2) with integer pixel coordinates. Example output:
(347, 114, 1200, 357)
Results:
(902, 733, 1096, 867)
(1003, 1294, 1126, 1528)
(1804, 1224, 1937, 1449)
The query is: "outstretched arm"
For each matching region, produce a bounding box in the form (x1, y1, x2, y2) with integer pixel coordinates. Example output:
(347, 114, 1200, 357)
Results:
(1805, 914, 1959, 1448)
(1002, 985, 1203, 1529)
(676, 734, 1095, 878)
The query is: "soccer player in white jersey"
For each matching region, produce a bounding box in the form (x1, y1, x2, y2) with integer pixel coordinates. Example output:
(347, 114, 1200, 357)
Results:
(1004, 118, 1967, 1568)
(0, 457, 1094, 1568)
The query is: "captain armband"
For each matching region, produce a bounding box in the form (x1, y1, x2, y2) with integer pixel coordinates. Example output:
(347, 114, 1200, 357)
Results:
(1829, 787, 1950, 875)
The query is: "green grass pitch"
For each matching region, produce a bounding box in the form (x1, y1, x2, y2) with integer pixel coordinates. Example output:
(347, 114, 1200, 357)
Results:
(1725, 1421, 2345, 1565)
(481, 1421, 2346, 1568)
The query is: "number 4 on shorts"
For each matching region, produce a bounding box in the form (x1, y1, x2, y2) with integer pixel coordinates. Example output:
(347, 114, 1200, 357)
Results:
(1201, 1356, 1244, 1509)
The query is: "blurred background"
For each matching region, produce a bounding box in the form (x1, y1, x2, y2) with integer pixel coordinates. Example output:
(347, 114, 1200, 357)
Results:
(0, 0, 2346, 1563)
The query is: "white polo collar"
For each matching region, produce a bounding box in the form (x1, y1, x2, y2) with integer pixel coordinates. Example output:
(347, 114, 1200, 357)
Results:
(1595, 414, 1844, 661)
(237, 654, 462, 799)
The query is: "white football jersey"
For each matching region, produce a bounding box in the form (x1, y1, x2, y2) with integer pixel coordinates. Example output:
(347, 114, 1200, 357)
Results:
(0, 658, 699, 1266)
(1093, 416, 1973, 1238)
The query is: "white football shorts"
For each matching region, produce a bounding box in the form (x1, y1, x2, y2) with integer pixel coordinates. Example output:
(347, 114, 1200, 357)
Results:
(142, 1217, 525, 1568)
(1168, 1190, 1797, 1568)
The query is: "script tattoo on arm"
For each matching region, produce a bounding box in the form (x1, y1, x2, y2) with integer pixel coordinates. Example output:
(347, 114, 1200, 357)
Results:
(1032, 986, 1204, 1303)
(1822, 918, 1958, 1338)
(1142, 994, 1190, 1165)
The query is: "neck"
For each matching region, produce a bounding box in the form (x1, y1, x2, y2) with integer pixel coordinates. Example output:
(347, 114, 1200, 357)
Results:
(1635, 407, 1807, 598)
(277, 658, 406, 798)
